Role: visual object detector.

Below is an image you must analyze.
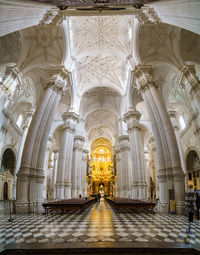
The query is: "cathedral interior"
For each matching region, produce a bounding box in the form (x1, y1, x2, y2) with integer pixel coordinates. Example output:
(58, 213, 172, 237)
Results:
(0, 0, 200, 254)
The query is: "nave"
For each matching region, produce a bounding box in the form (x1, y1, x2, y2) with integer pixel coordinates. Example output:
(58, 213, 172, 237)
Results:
(0, 199, 200, 248)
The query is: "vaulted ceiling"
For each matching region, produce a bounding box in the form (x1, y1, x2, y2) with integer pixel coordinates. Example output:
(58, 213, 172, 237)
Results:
(69, 15, 132, 94)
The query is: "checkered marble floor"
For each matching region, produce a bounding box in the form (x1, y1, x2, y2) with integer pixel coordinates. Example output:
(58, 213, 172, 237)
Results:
(0, 199, 200, 247)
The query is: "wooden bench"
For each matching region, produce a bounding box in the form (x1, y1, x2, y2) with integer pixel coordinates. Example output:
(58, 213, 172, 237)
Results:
(105, 197, 157, 213)
(42, 197, 96, 214)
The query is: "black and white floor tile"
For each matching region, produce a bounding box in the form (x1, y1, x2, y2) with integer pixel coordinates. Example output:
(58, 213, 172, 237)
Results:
(0, 199, 200, 247)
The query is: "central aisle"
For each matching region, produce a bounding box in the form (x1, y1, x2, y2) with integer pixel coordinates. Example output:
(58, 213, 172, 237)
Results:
(0, 199, 200, 246)
(87, 198, 115, 241)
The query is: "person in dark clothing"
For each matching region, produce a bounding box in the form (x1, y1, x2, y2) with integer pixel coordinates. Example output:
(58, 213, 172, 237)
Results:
(195, 192, 200, 219)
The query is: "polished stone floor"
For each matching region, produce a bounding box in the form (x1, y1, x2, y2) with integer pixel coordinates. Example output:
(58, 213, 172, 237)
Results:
(0, 199, 200, 248)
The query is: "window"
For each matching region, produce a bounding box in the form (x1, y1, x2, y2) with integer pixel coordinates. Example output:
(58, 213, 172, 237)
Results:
(179, 115, 186, 130)
(16, 114, 23, 128)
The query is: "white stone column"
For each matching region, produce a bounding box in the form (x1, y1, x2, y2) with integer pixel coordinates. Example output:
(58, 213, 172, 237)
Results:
(51, 149, 58, 199)
(115, 146, 122, 197)
(76, 136, 85, 197)
(43, 136, 53, 200)
(134, 65, 185, 214)
(82, 149, 88, 197)
(16, 70, 69, 213)
(152, 146, 159, 199)
(124, 109, 147, 199)
(16, 87, 53, 213)
(118, 135, 131, 198)
(169, 111, 188, 190)
(56, 112, 79, 199)
(13, 110, 33, 199)
(144, 150, 151, 200)
(71, 142, 79, 198)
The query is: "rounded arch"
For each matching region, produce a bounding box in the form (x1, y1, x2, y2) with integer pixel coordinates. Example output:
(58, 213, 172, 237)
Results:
(185, 147, 200, 162)
(90, 137, 113, 153)
(0, 147, 16, 175)
(185, 148, 200, 191)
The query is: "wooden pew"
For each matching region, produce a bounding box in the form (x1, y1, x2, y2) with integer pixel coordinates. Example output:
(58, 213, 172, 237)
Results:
(105, 197, 157, 213)
(42, 197, 95, 214)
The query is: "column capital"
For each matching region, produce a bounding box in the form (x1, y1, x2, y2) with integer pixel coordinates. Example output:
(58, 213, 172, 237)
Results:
(45, 68, 70, 95)
(134, 65, 157, 93)
(124, 109, 141, 131)
(82, 149, 88, 161)
(61, 112, 79, 133)
(181, 64, 200, 94)
(118, 135, 130, 151)
(74, 135, 85, 151)
(115, 146, 121, 155)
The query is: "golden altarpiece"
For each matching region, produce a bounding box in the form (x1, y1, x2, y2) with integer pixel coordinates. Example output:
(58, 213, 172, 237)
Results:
(87, 138, 117, 196)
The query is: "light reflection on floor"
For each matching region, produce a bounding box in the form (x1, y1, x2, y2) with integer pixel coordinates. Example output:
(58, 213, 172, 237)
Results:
(0, 198, 200, 246)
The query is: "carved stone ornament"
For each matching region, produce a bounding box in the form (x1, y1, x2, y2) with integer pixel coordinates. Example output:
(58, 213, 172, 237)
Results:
(12, 76, 34, 103)
(40, 9, 65, 26)
(43, 68, 70, 94)
(134, 65, 157, 92)
(84, 86, 120, 106)
(181, 65, 200, 95)
(135, 7, 161, 25)
(2, 65, 20, 95)
(124, 109, 141, 131)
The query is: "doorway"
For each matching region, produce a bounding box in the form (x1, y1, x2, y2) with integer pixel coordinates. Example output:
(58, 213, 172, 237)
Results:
(3, 182, 8, 200)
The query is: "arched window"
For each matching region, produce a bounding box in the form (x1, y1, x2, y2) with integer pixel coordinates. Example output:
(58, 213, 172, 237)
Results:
(179, 115, 186, 130)
(16, 114, 23, 128)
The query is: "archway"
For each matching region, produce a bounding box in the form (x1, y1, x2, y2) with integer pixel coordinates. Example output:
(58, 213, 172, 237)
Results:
(88, 138, 116, 197)
(186, 150, 200, 191)
(1, 148, 16, 175)
(0, 148, 16, 200)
